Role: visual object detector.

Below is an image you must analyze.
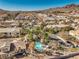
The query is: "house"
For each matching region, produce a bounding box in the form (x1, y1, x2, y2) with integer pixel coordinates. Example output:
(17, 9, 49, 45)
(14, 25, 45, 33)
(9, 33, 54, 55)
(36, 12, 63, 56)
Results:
(15, 13, 33, 20)
(43, 16, 56, 28)
(44, 17, 55, 24)
(37, 13, 47, 18)
(0, 27, 21, 38)
(0, 20, 18, 27)
(46, 24, 69, 28)
(57, 15, 67, 20)
(49, 34, 68, 45)
(49, 31, 76, 47)
(0, 14, 8, 22)
(69, 29, 79, 40)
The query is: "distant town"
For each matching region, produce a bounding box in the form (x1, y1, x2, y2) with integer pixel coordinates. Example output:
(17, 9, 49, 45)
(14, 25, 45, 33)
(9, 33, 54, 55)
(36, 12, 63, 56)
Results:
(0, 4, 79, 59)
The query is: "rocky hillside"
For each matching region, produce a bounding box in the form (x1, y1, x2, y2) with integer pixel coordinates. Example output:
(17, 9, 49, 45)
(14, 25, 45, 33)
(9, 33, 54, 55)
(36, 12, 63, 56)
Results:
(40, 4, 79, 14)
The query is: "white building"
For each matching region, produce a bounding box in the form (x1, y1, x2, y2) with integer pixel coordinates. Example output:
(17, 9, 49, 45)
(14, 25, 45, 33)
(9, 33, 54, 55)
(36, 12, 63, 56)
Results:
(69, 29, 79, 40)
(0, 27, 21, 38)
(0, 20, 18, 27)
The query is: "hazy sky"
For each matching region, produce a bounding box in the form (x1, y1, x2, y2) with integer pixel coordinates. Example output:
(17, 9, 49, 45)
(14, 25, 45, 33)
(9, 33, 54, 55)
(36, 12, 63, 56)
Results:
(0, 0, 79, 11)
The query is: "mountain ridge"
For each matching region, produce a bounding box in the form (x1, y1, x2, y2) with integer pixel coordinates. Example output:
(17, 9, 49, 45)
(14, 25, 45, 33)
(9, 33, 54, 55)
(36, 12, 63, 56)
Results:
(0, 4, 79, 14)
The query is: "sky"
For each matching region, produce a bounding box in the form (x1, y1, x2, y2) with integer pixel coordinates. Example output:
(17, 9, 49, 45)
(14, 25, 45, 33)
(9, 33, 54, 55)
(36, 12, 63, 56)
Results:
(0, 0, 79, 11)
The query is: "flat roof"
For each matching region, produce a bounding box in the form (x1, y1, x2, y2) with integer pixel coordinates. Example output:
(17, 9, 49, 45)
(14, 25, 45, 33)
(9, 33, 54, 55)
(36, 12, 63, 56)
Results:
(0, 28, 21, 33)
(46, 24, 69, 28)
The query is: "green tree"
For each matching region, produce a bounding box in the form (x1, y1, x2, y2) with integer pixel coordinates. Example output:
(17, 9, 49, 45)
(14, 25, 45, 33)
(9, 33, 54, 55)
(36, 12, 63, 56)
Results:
(44, 32, 49, 43)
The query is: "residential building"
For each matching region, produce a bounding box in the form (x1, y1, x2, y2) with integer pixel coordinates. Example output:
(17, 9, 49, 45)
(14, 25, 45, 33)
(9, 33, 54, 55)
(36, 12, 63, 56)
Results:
(0, 20, 18, 27)
(0, 28, 21, 38)
(69, 29, 79, 39)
